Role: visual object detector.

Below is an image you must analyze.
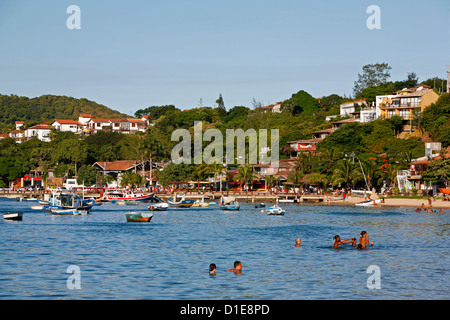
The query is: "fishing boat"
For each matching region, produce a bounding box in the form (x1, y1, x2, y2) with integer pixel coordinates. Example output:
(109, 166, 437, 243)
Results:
(103, 189, 154, 202)
(167, 193, 195, 208)
(355, 199, 383, 207)
(125, 200, 139, 206)
(266, 204, 285, 215)
(219, 196, 240, 210)
(126, 211, 154, 222)
(254, 203, 265, 208)
(3, 212, 23, 221)
(45, 193, 92, 213)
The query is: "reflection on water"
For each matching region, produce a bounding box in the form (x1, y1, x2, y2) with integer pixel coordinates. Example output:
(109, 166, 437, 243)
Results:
(0, 199, 448, 300)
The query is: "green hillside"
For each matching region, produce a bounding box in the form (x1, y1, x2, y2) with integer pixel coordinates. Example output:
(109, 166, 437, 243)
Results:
(0, 94, 130, 130)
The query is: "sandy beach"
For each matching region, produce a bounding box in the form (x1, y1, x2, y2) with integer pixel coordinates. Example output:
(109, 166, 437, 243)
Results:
(341, 196, 450, 209)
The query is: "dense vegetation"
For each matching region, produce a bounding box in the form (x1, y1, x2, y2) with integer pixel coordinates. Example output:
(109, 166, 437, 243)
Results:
(0, 94, 129, 132)
(0, 63, 449, 190)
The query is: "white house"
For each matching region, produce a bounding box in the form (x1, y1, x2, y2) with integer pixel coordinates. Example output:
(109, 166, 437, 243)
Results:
(24, 123, 52, 142)
(340, 99, 367, 117)
(78, 114, 93, 125)
(52, 119, 84, 133)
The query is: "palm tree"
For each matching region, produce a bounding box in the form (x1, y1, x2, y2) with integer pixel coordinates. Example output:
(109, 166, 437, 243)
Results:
(331, 159, 356, 189)
(234, 164, 256, 190)
(354, 159, 380, 190)
(288, 170, 304, 190)
(265, 174, 276, 190)
(210, 161, 226, 192)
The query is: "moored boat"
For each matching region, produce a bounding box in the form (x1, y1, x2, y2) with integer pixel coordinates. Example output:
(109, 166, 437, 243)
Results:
(51, 208, 88, 215)
(167, 193, 195, 208)
(219, 196, 240, 210)
(355, 199, 382, 207)
(103, 190, 154, 202)
(126, 211, 154, 222)
(266, 204, 285, 215)
(148, 202, 169, 211)
(3, 212, 23, 221)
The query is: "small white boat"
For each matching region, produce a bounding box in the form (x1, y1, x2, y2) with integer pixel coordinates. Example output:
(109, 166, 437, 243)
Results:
(51, 208, 88, 215)
(3, 212, 23, 221)
(192, 199, 210, 207)
(148, 202, 169, 211)
(31, 205, 44, 210)
(355, 199, 382, 207)
(266, 204, 285, 215)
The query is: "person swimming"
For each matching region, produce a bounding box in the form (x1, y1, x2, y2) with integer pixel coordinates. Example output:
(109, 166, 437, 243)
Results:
(359, 231, 373, 248)
(209, 263, 216, 276)
(332, 235, 355, 249)
(227, 261, 242, 274)
(295, 238, 301, 247)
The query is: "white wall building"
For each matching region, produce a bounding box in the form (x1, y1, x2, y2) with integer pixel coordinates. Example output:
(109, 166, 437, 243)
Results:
(52, 120, 84, 133)
(24, 124, 52, 142)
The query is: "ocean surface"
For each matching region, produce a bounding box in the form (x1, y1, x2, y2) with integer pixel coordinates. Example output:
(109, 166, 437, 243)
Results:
(0, 197, 448, 300)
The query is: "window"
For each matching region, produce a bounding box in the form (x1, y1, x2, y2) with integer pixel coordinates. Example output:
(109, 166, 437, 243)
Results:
(399, 109, 409, 119)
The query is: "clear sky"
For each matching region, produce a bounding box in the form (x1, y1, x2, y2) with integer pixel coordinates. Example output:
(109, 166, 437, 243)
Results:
(0, 0, 449, 116)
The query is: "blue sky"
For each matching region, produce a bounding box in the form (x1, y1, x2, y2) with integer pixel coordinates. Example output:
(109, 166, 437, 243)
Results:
(0, 0, 449, 116)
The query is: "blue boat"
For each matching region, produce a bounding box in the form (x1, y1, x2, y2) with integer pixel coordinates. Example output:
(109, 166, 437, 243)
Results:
(219, 196, 240, 210)
(167, 194, 195, 208)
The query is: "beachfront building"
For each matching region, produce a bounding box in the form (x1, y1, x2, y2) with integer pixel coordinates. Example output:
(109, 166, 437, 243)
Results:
(402, 153, 450, 195)
(252, 158, 296, 189)
(93, 160, 158, 188)
(379, 85, 439, 121)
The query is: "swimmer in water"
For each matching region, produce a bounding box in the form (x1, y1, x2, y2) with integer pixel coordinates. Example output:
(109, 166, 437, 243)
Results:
(359, 231, 374, 248)
(209, 263, 216, 276)
(332, 235, 355, 249)
(227, 261, 242, 274)
(295, 238, 301, 247)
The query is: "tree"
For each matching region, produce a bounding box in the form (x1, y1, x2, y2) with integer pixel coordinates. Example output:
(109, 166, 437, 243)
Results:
(216, 94, 227, 117)
(331, 159, 356, 188)
(77, 165, 98, 186)
(52, 138, 87, 176)
(233, 164, 256, 190)
(353, 62, 392, 97)
(120, 171, 145, 187)
(422, 158, 450, 187)
(281, 90, 319, 115)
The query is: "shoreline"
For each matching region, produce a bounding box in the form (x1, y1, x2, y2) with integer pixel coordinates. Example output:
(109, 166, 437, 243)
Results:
(337, 196, 450, 209)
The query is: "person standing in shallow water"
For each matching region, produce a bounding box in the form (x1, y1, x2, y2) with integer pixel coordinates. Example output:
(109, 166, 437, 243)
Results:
(359, 231, 373, 248)
(332, 235, 355, 249)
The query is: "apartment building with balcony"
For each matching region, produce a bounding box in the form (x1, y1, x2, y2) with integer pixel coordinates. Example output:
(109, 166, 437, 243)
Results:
(379, 85, 439, 121)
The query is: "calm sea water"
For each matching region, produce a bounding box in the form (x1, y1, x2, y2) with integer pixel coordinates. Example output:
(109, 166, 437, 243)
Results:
(0, 197, 448, 300)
